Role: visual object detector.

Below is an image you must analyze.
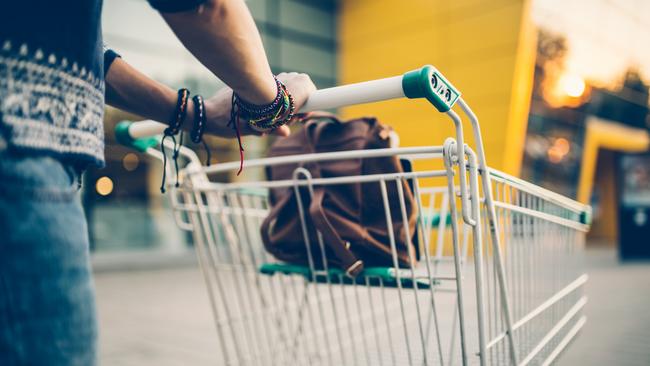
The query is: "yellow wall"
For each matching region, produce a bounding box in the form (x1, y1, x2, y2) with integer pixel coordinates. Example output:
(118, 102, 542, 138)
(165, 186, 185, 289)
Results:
(338, 0, 537, 176)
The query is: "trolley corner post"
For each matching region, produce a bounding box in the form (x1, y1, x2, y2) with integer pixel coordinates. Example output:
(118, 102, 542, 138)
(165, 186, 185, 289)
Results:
(456, 99, 520, 365)
(403, 65, 520, 365)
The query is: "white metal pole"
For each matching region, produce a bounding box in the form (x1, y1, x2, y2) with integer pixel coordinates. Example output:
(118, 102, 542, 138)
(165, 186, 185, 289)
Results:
(301, 76, 405, 111)
(128, 120, 167, 139)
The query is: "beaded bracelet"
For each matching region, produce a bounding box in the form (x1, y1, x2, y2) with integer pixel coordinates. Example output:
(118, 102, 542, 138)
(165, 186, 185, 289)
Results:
(228, 78, 295, 175)
(247, 82, 295, 131)
(191, 95, 206, 143)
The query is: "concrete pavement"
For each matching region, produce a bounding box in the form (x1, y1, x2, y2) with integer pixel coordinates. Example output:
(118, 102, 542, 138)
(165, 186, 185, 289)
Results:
(95, 248, 650, 365)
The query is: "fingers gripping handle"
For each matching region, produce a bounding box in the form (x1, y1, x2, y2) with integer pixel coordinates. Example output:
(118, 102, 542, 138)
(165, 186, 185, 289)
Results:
(116, 65, 461, 143)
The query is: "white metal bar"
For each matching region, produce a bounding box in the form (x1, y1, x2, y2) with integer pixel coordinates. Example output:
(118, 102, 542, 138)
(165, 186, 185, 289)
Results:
(518, 297, 588, 366)
(129, 120, 167, 139)
(540, 316, 587, 366)
(457, 101, 519, 364)
(485, 274, 588, 350)
(445, 114, 475, 227)
(466, 148, 488, 366)
(378, 179, 414, 366)
(202, 146, 443, 174)
(301, 76, 404, 112)
(442, 142, 470, 366)
(488, 168, 589, 215)
(491, 201, 590, 232)
(190, 170, 447, 191)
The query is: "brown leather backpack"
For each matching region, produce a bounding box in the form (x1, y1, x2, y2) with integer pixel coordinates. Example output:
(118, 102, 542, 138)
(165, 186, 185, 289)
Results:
(260, 113, 418, 277)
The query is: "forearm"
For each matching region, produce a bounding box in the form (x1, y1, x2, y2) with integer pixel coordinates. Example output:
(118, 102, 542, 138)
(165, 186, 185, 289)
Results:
(105, 57, 230, 130)
(105, 57, 181, 122)
(159, 0, 276, 105)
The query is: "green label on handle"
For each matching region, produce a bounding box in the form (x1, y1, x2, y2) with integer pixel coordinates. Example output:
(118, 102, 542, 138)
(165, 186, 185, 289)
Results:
(431, 70, 460, 110)
(402, 65, 461, 112)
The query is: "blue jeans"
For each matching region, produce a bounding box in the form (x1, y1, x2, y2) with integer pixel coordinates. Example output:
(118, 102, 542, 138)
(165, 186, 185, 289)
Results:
(0, 150, 97, 365)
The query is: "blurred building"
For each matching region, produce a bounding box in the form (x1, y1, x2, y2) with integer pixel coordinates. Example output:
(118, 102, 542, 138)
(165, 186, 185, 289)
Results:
(524, 0, 650, 249)
(89, 0, 650, 259)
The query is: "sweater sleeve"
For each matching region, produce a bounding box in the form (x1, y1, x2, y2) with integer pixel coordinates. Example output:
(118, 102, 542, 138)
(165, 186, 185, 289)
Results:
(103, 44, 121, 76)
(147, 0, 209, 13)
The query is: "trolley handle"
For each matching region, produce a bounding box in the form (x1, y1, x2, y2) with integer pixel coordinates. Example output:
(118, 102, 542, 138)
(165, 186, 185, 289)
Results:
(115, 64, 461, 147)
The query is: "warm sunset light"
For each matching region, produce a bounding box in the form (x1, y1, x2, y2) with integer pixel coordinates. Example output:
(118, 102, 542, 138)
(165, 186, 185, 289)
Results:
(559, 74, 586, 98)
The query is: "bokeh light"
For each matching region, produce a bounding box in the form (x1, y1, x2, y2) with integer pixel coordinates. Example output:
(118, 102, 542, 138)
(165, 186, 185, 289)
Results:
(96, 176, 114, 196)
(122, 153, 139, 171)
(554, 137, 571, 155)
(547, 137, 571, 163)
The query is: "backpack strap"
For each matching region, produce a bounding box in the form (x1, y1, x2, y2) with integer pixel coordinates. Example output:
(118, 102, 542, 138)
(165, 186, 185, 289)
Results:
(260, 190, 292, 253)
(309, 187, 364, 277)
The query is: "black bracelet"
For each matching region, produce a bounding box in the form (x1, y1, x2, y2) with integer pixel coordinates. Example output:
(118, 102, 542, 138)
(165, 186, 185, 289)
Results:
(164, 88, 190, 135)
(191, 95, 206, 143)
(159, 88, 190, 193)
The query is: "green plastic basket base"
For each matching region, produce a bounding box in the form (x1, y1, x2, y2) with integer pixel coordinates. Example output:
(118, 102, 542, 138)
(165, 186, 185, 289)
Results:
(259, 262, 440, 289)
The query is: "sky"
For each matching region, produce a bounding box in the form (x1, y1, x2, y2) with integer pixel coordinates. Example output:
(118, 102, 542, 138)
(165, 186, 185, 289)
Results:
(532, 0, 650, 88)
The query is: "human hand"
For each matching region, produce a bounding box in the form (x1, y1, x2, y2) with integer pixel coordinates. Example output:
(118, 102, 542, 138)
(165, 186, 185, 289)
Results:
(202, 72, 316, 138)
(274, 72, 317, 130)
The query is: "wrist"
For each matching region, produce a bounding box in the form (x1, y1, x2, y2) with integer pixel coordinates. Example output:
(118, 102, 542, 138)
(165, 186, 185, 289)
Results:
(164, 88, 191, 135)
(236, 79, 294, 132)
(237, 73, 277, 105)
(203, 93, 230, 126)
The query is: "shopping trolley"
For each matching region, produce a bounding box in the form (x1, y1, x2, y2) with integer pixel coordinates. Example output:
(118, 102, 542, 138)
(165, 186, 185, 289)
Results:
(116, 65, 591, 365)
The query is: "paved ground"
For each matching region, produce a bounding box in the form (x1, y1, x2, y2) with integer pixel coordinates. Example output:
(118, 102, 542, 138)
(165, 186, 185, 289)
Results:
(96, 265, 220, 365)
(557, 249, 650, 366)
(95, 248, 650, 365)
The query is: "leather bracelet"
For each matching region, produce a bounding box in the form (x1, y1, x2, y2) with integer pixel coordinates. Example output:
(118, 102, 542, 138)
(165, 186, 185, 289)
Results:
(191, 95, 206, 143)
(159, 88, 190, 193)
(164, 88, 190, 135)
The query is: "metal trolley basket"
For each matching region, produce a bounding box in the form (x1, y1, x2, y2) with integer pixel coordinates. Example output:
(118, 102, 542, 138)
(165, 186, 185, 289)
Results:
(116, 65, 591, 365)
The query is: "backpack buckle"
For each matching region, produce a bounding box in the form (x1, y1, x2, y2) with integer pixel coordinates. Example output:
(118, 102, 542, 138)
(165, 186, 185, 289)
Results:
(345, 260, 364, 277)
